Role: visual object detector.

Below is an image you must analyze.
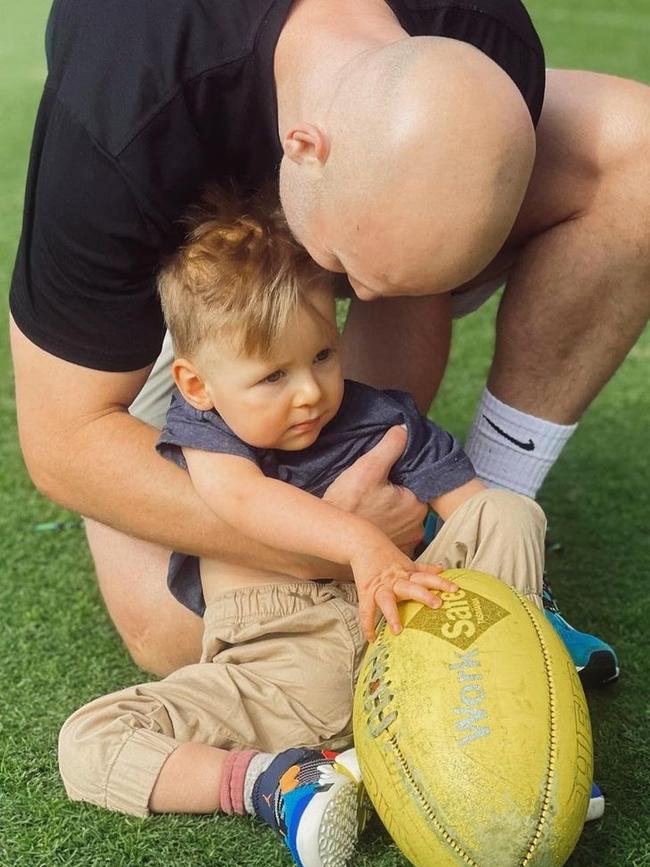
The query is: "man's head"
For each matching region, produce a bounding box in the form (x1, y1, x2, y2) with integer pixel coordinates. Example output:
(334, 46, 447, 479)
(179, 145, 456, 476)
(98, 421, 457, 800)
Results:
(158, 189, 344, 450)
(279, 36, 536, 298)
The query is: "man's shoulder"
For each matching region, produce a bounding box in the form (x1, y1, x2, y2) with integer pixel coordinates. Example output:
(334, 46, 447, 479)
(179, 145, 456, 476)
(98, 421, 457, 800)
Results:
(47, 0, 282, 157)
(49, 0, 269, 80)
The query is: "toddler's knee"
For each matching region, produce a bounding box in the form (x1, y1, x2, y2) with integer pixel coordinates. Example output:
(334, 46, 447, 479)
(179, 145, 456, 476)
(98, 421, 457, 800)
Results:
(477, 488, 546, 535)
(59, 687, 174, 817)
(58, 701, 116, 809)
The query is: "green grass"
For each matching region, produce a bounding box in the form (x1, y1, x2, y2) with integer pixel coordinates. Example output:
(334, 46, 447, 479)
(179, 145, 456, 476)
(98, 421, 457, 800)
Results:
(1, 1, 649, 865)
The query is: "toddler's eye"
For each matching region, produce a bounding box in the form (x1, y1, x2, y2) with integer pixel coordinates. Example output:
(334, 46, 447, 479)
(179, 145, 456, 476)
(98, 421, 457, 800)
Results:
(314, 348, 332, 363)
(263, 369, 285, 384)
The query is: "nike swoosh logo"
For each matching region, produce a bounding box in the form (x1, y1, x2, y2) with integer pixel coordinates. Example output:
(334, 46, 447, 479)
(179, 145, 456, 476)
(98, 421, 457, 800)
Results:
(483, 415, 535, 451)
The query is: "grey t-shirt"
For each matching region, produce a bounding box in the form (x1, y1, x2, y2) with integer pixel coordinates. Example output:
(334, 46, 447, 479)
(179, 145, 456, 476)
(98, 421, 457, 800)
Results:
(157, 379, 475, 614)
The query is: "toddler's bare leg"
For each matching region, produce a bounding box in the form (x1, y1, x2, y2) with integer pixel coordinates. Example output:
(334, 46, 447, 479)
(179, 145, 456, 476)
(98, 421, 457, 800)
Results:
(149, 742, 227, 813)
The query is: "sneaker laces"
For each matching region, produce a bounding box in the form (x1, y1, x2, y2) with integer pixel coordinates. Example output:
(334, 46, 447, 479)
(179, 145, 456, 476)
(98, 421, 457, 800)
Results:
(542, 577, 560, 613)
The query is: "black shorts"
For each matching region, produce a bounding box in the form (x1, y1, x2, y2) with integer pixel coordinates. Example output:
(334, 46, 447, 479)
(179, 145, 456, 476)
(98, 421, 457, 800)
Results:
(392, 0, 546, 125)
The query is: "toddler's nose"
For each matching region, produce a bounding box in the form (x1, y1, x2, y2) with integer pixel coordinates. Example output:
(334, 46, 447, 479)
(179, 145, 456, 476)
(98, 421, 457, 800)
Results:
(294, 373, 322, 406)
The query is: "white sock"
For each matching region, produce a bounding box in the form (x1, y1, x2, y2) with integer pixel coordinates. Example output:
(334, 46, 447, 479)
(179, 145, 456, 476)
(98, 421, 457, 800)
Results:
(243, 752, 274, 815)
(464, 388, 577, 498)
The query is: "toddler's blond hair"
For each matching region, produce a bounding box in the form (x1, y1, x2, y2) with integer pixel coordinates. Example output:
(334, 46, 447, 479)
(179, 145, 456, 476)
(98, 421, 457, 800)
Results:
(158, 187, 334, 360)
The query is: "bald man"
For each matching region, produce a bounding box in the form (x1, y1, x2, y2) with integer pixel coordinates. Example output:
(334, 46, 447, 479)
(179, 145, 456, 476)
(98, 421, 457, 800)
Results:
(10, 0, 647, 678)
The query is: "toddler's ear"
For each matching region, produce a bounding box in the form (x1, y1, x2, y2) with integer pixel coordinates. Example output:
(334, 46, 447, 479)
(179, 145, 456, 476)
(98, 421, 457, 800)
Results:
(172, 359, 214, 411)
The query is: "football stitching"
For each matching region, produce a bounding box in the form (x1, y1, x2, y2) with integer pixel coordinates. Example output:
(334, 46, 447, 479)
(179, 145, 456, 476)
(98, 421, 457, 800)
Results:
(515, 592, 558, 866)
(387, 732, 480, 866)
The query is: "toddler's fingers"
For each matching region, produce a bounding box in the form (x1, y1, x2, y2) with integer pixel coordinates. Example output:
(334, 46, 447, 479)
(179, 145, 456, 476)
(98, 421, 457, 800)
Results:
(412, 561, 444, 575)
(391, 577, 442, 610)
(374, 587, 403, 636)
(412, 563, 458, 592)
(409, 572, 458, 593)
(358, 595, 378, 643)
(413, 561, 443, 573)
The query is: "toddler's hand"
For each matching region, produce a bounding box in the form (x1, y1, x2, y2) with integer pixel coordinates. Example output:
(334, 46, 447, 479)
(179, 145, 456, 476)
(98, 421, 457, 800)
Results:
(351, 543, 458, 642)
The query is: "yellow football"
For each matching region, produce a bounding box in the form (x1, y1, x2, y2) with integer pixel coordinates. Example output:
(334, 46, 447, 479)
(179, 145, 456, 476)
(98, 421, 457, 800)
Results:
(353, 569, 593, 867)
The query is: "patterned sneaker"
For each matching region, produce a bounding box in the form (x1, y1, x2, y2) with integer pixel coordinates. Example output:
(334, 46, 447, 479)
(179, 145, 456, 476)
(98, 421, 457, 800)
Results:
(543, 580, 620, 687)
(587, 782, 605, 822)
(252, 747, 368, 867)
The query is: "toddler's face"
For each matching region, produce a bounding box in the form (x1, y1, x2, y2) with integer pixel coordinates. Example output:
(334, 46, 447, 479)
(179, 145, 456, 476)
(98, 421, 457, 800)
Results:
(197, 286, 344, 450)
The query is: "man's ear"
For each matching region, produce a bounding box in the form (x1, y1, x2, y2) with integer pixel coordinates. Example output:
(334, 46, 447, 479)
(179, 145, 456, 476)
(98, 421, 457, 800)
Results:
(282, 123, 330, 168)
(172, 358, 214, 411)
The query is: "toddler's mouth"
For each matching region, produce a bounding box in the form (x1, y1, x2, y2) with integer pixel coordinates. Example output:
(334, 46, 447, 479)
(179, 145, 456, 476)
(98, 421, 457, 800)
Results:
(290, 414, 323, 432)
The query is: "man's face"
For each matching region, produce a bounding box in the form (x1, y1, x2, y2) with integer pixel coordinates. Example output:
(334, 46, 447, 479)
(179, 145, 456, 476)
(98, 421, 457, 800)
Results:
(197, 287, 345, 450)
(292, 201, 466, 301)
(280, 135, 527, 302)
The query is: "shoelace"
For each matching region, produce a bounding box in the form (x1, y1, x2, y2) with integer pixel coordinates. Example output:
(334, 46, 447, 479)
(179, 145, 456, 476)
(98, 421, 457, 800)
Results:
(541, 579, 560, 613)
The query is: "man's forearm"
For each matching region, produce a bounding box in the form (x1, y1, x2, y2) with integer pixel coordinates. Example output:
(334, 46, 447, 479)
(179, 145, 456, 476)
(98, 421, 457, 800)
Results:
(11, 320, 425, 577)
(31, 409, 350, 579)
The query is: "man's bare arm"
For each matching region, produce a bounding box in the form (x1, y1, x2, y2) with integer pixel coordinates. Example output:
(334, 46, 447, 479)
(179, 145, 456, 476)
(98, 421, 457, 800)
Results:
(10, 317, 425, 572)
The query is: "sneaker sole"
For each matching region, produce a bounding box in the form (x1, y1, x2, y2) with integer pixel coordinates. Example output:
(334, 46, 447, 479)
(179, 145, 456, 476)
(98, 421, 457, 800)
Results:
(586, 792, 605, 822)
(578, 651, 620, 688)
(316, 780, 362, 867)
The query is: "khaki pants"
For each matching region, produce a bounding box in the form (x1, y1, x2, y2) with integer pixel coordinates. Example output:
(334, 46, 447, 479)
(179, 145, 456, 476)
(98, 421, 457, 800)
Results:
(59, 489, 545, 817)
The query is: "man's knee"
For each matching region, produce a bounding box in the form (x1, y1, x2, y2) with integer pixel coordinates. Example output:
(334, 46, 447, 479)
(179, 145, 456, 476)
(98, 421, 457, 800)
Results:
(85, 519, 203, 676)
(123, 616, 203, 677)
(592, 78, 650, 249)
(600, 78, 650, 169)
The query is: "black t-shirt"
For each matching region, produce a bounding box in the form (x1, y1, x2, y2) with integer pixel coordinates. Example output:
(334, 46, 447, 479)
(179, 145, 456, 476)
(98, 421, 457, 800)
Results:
(10, 0, 545, 371)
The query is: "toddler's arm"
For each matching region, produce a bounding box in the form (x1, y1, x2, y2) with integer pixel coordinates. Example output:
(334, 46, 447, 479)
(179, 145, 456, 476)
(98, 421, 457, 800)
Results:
(429, 478, 487, 520)
(184, 448, 458, 640)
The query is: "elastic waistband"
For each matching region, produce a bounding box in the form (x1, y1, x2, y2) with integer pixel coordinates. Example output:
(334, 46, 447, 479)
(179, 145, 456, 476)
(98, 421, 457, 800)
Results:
(203, 580, 359, 628)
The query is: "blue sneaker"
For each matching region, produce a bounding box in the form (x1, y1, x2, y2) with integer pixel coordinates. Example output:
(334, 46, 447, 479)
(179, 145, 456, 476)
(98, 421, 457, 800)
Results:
(252, 747, 368, 867)
(422, 514, 620, 687)
(587, 782, 605, 822)
(543, 581, 620, 687)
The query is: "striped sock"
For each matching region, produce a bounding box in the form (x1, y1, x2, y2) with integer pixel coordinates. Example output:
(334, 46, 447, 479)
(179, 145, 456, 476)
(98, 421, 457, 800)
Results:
(219, 750, 259, 816)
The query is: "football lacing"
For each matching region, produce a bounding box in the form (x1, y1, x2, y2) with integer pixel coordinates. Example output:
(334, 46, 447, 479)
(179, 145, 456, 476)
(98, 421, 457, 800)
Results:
(361, 623, 398, 737)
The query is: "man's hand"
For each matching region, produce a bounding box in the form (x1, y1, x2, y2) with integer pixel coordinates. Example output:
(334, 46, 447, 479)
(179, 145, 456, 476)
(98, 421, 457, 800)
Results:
(350, 540, 458, 642)
(322, 425, 427, 552)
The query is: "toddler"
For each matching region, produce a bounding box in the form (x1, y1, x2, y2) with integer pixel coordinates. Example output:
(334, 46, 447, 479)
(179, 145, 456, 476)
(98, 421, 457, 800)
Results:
(59, 190, 547, 867)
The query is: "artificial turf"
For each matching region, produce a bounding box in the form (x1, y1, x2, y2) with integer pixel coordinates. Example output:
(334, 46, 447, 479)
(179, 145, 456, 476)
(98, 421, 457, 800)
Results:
(1, 1, 648, 865)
